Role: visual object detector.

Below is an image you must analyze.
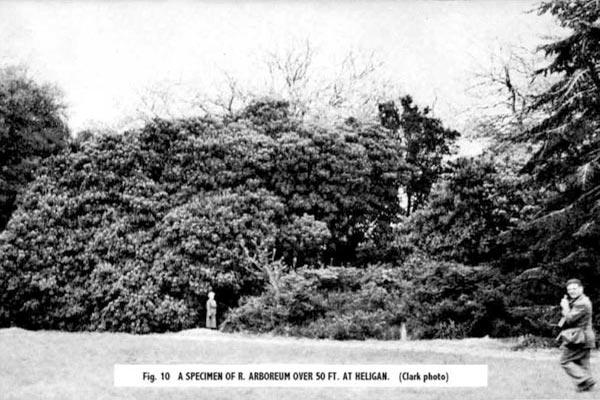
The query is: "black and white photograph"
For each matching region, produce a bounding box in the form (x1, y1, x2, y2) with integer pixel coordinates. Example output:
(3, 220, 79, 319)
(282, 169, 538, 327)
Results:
(0, 0, 599, 399)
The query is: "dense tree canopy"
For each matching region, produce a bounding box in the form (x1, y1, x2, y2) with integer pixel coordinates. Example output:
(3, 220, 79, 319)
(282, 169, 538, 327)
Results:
(0, 67, 69, 231)
(400, 156, 528, 265)
(0, 100, 408, 331)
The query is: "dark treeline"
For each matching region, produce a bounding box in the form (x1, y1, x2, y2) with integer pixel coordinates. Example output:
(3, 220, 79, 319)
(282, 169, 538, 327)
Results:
(0, 0, 599, 341)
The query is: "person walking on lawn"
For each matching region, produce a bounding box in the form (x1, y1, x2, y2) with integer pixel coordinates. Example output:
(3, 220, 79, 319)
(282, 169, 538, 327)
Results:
(558, 278, 596, 393)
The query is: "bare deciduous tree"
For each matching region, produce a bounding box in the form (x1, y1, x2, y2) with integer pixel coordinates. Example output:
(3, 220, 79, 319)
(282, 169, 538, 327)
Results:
(131, 40, 401, 126)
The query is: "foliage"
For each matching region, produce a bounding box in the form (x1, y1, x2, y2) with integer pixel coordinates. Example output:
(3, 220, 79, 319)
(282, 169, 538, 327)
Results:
(390, 0, 600, 340)
(398, 155, 531, 265)
(529, 1, 600, 199)
(0, 100, 407, 331)
(234, 98, 298, 136)
(138, 100, 406, 264)
(399, 96, 460, 215)
(378, 96, 459, 216)
(223, 265, 408, 340)
(0, 133, 183, 331)
(400, 254, 561, 339)
(224, 253, 563, 340)
(0, 67, 69, 231)
(493, 0, 600, 303)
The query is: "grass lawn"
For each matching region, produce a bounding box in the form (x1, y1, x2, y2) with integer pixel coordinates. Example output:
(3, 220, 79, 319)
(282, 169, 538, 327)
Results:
(0, 327, 598, 400)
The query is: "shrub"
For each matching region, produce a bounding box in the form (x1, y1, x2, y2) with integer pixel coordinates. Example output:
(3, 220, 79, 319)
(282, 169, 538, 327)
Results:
(223, 265, 408, 340)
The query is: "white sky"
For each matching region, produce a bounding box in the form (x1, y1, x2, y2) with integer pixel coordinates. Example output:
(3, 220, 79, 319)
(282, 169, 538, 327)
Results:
(0, 0, 558, 148)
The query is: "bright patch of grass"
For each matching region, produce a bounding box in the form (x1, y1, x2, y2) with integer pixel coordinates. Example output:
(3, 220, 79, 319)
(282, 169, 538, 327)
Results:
(0, 328, 597, 399)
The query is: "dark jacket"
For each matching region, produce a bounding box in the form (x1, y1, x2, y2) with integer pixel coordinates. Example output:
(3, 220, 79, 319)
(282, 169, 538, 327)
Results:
(562, 294, 596, 349)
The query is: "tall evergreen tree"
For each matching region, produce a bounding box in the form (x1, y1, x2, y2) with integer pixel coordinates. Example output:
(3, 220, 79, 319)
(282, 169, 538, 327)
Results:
(501, 0, 600, 298)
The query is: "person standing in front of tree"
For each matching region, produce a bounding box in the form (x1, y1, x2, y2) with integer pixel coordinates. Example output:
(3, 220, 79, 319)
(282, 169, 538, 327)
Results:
(558, 279, 596, 392)
(206, 291, 217, 329)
